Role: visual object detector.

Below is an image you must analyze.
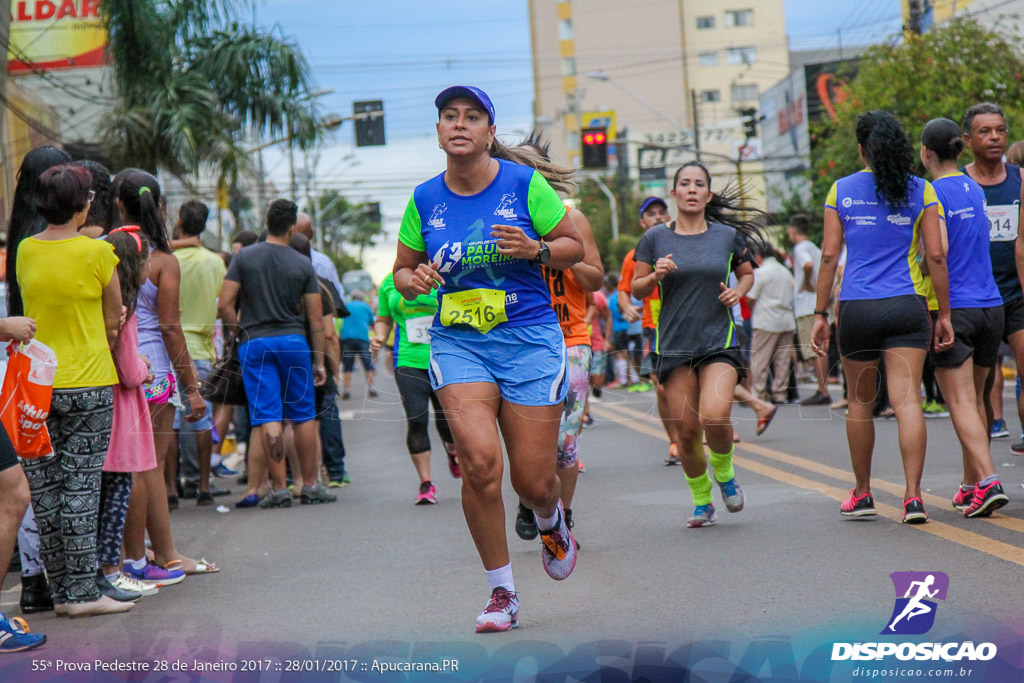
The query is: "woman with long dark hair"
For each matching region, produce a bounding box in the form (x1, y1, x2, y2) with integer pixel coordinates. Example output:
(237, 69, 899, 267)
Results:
(115, 171, 215, 584)
(919, 117, 1008, 517)
(811, 110, 953, 524)
(6, 146, 71, 316)
(632, 161, 766, 528)
(394, 86, 583, 632)
(72, 160, 115, 239)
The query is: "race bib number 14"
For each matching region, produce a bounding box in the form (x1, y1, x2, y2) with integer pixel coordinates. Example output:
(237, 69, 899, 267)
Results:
(988, 203, 1019, 242)
(440, 288, 508, 334)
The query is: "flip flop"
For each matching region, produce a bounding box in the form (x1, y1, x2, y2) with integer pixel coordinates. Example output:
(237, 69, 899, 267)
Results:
(756, 405, 778, 436)
(164, 558, 220, 575)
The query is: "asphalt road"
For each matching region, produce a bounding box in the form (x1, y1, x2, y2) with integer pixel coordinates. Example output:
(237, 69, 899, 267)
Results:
(3, 372, 1024, 680)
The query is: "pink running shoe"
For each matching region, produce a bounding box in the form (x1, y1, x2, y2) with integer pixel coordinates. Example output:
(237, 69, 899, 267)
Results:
(444, 442, 461, 479)
(840, 490, 876, 517)
(475, 587, 519, 633)
(415, 481, 437, 505)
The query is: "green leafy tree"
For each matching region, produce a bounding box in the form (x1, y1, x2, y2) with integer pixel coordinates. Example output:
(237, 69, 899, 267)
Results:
(810, 18, 1024, 212)
(315, 190, 384, 264)
(99, 0, 320, 185)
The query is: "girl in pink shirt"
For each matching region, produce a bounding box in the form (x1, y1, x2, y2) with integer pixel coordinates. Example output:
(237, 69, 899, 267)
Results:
(97, 229, 157, 595)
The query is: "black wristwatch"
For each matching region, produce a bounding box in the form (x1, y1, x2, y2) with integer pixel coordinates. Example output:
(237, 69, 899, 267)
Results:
(534, 240, 551, 265)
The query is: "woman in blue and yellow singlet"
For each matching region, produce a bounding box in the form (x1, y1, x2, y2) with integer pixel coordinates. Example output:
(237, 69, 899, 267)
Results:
(811, 111, 954, 524)
(920, 118, 1009, 518)
(393, 86, 583, 633)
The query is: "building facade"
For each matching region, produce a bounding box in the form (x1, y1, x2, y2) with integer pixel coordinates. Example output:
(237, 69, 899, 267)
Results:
(528, 0, 790, 202)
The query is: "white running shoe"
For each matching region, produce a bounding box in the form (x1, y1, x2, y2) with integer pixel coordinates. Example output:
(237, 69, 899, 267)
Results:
(475, 587, 519, 633)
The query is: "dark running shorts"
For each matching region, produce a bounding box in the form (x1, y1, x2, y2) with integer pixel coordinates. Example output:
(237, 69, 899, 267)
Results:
(837, 295, 931, 362)
(656, 348, 746, 384)
(1002, 296, 1024, 341)
(931, 306, 1004, 369)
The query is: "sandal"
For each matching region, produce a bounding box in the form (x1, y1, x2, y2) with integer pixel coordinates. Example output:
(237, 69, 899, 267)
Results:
(756, 405, 777, 436)
(164, 558, 220, 575)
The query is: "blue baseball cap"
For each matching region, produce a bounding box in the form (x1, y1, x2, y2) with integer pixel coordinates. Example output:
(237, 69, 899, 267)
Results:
(435, 86, 495, 124)
(639, 196, 668, 218)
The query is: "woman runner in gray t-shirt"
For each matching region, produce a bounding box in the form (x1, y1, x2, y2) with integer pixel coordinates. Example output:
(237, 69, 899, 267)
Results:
(632, 161, 768, 528)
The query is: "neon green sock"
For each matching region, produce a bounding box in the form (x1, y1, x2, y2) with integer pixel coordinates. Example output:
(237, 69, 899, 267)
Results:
(685, 470, 714, 506)
(708, 446, 735, 483)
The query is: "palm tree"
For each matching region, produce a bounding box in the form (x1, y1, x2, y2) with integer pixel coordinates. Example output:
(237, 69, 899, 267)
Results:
(99, 0, 320, 186)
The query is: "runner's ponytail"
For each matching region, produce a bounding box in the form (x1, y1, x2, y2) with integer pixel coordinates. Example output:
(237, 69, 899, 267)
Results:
(857, 111, 913, 209)
(118, 170, 169, 253)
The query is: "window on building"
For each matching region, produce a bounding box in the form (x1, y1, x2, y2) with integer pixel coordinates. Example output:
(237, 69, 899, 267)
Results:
(698, 51, 718, 67)
(561, 57, 576, 77)
(696, 15, 715, 29)
(725, 10, 754, 27)
(701, 90, 721, 103)
(559, 18, 574, 40)
(730, 84, 759, 102)
(727, 46, 757, 65)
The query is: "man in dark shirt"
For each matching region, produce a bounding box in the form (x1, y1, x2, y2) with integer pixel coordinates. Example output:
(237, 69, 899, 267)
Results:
(217, 199, 335, 506)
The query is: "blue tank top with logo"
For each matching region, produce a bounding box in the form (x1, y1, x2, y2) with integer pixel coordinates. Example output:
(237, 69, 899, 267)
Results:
(963, 163, 1022, 304)
(825, 170, 937, 302)
(398, 159, 566, 333)
(932, 173, 1002, 309)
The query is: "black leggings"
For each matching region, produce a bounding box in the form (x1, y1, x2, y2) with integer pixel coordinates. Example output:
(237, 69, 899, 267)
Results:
(394, 366, 453, 454)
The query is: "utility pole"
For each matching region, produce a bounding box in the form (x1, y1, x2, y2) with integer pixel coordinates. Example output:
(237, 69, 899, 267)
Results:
(691, 90, 701, 162)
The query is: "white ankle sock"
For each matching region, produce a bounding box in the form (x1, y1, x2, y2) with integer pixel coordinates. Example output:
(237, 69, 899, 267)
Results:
(127, 557, 146, 570)
(534, 508, 559, 532)
(105, 570, 121, 582)
(485, 563, 515, 593)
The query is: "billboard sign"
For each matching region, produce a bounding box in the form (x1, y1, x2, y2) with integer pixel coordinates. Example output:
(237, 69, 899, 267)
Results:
(8, 1, 108, 73)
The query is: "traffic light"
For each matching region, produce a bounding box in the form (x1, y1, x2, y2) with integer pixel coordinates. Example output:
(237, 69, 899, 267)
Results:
(354, 100, 385, 147)
(741, 108, 758, 140)
(581, 126, 608, 169)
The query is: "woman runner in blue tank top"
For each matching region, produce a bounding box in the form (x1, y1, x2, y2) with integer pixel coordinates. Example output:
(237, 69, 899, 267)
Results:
(393, 86, 584, 633)
(811, 111, 954, 525)
(920, 118, 1009, 517)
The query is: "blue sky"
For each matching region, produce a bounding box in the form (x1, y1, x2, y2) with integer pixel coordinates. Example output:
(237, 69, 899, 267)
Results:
(255, 0, 903, 278)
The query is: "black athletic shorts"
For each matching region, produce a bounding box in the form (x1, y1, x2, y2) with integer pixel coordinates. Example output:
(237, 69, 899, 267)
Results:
(931, 306, 1004, 369)
(837, 295, 931, 362)
(657, 348, 746, 384)
(1002, 296, 1024, 341)
(0, 425, 19, 473)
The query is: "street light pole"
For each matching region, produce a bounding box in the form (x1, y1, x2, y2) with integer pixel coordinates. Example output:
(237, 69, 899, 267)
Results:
(585, 71, 685, 130)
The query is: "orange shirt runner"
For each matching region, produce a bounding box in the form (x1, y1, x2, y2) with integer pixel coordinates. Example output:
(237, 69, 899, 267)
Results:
(619, 248, 660, 330)
(544, 266, 591, 347)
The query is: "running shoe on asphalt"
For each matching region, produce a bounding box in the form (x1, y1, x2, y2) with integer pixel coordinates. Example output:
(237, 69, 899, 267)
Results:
(234, 493, 259, 508)
(444, 442, 461, 479)
(539, 502, 577, 580)
(564, 508, 580, 550)
(1011, 441, 1024, 455)
(840, 490, 876, 517)
(687, 503, 717, 528)
(475, 587, 519, 633)
(716, 477, 745, 513)
(581, 415, 595, 429)
(515, 503, 538, 540)
(259, 488, 293, 509)
(665, 443, 681, 466)
(415, 481, 437, 505)
(922, 400, 950, 418)
(300, 484, 338, 505)
(112, 573, 158, 597)
(902, 497, 928, 524)
(965, 481, 1008, 518)
(577, 459, 586, 473)
(991, 419, 1010, 439)
(212, 462, 239, 477)
(0, 613, 45, 653)
(121, 561, 185, 587)
(800, 392, 831, 406)
(952, 485, 976, 512)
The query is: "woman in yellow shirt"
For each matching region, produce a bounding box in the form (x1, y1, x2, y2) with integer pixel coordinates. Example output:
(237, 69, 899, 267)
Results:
(16, 165, 130, 618)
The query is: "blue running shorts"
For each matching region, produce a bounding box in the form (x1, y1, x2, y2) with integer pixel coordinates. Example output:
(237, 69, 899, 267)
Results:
(239, 334, 317, 425)
(427, 323, 568, 407)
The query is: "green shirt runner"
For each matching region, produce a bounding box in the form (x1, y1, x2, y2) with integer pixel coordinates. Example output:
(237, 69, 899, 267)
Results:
(377, 272, 438, 369)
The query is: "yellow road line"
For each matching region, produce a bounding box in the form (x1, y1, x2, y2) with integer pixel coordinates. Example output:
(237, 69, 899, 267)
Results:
(590, 402, 1024, 567)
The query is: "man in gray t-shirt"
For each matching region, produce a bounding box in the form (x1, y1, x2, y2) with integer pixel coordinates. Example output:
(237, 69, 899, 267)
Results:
(218, 199, 336, 507)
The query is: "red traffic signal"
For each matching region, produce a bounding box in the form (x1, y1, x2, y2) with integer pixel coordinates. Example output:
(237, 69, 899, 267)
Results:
(580, 126, 609, 169)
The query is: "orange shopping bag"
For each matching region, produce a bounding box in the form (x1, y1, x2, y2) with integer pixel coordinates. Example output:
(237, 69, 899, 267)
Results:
(0, 340, 57, 458)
